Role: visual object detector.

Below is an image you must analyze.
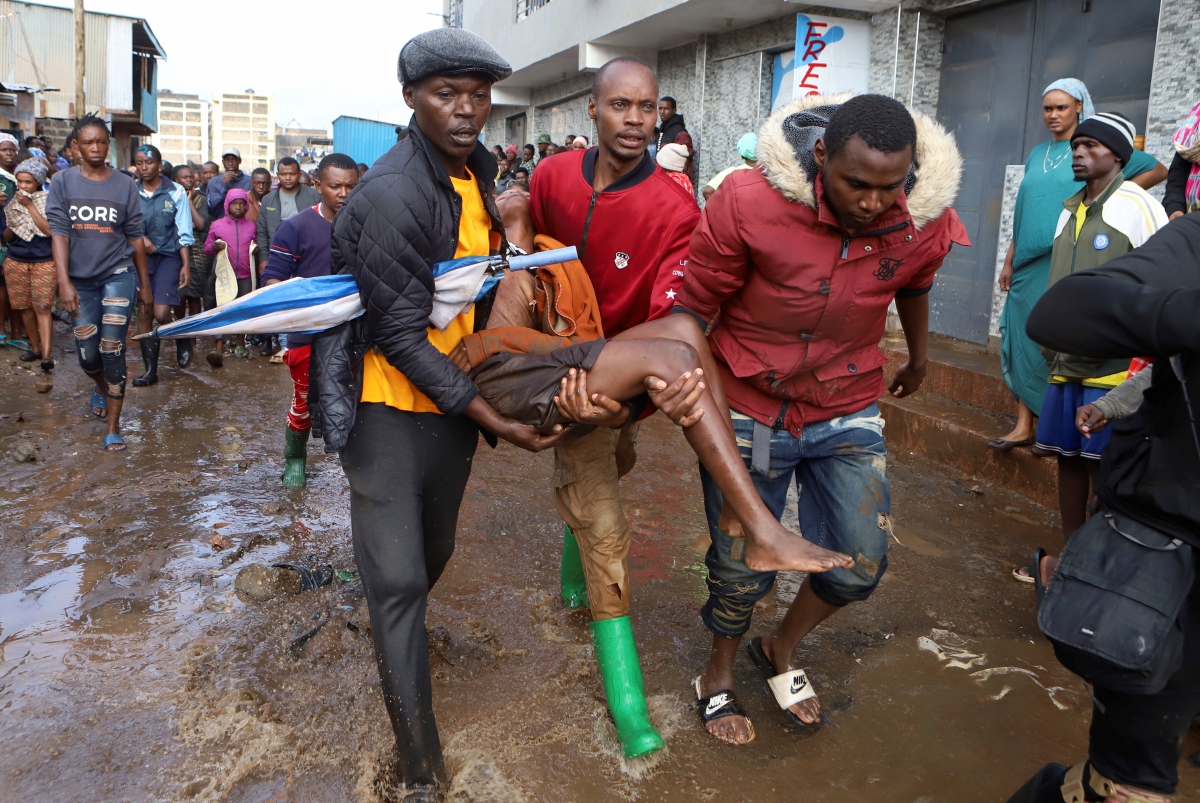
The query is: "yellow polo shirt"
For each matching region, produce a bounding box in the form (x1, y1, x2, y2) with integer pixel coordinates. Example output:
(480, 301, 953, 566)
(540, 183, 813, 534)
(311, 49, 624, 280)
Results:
(359, 169, 493, 412)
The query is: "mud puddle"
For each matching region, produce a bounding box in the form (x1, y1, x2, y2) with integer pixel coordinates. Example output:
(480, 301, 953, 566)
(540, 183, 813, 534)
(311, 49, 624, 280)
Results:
(2, 327, 1199, 802)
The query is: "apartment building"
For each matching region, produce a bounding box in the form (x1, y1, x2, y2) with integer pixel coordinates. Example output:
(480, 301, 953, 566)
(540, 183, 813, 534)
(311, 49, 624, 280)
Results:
(459, 0, 1197, 346)
(211, 91, 276, 170)
(152, 92, 209, 167)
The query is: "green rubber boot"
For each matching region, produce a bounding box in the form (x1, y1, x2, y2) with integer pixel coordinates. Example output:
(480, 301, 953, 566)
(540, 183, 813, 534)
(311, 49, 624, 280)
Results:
(590, 616, 664, 760)
(282, 427, 309, 489)
(561, 525, 588, 609)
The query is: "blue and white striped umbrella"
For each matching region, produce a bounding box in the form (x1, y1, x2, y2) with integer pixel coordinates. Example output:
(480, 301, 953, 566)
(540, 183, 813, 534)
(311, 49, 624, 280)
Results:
(150, 246, 577, 340)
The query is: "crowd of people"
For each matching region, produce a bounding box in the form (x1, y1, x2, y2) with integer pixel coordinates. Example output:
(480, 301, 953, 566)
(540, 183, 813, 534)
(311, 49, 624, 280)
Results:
(4, 22, 1200, 803)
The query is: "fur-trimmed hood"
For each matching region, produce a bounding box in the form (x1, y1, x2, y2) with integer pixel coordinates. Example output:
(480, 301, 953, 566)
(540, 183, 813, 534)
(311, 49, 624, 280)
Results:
(755, 93, 963, 230)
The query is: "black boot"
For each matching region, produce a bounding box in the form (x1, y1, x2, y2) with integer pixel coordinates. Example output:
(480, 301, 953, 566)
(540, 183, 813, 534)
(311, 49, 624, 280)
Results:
(177, 337, 194, 368)
(132, 335, 160, 387)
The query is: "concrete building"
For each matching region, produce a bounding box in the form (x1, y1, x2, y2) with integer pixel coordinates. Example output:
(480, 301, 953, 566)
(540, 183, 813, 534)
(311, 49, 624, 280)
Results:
(0, 0, 164, 165)
(276, 122, 332, 166)
(211, 91, 276, 170)
(457, 0, 1200, 347)
(152, 91, 209, 167)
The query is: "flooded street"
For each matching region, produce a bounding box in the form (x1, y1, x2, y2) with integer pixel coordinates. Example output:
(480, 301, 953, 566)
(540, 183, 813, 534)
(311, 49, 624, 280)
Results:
(3, 325, 1199, 803)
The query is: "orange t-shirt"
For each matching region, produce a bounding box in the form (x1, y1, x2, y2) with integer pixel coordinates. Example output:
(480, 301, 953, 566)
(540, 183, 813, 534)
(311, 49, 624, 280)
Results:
(359, 169, 494, 412)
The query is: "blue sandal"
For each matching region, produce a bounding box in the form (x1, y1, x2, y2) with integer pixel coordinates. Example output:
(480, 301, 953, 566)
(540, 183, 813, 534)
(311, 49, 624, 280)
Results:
(103, 433, 126, 452)
(89, 390, 108, 420)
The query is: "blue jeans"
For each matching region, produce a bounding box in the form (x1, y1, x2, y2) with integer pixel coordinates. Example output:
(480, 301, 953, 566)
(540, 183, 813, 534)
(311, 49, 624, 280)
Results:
(71, 267, 136, 399)
(700, 403, 891, 638)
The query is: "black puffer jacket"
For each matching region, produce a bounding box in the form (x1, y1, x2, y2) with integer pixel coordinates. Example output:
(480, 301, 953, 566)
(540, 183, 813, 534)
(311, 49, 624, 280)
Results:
(309, 120, 504, 452)
(1027, 214, 1200, 546)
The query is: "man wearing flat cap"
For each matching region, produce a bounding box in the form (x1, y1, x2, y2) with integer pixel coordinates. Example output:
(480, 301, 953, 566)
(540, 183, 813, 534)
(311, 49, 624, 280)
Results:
(310, 27, 568, 801)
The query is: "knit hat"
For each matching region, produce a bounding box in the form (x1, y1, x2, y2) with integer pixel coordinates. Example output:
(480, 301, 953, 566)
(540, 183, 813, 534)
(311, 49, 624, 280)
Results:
(14, 157, 47, 186)
(656, 142, 689, 173)
(737, 132, 757, 161)
(398, 28, 512, 86)
(572, 136, 589, 149)
(1072, 111, 1135, 165)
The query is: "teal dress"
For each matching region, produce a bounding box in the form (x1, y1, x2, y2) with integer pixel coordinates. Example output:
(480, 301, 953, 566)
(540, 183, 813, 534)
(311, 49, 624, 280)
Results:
(999, 142, 1156, 415)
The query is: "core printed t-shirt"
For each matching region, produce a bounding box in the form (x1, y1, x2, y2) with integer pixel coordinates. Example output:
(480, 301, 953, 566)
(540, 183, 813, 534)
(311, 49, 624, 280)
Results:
(45, 166, 142, 281)
(359, 169, 491, 413)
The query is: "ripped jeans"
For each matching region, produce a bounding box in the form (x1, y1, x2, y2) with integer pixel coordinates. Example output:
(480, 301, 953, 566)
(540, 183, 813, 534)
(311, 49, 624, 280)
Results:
(700, 403, 891, 639)
(70, 267, 136, 399)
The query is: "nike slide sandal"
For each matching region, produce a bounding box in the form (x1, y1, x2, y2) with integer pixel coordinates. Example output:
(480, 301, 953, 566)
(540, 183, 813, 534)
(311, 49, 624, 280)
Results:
(694, 676, 755, 743)
(747, 636, 824, 729)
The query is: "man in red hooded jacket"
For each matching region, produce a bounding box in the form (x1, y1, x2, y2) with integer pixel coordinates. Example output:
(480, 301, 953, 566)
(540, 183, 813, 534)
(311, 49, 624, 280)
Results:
(677, 94, 969, 745)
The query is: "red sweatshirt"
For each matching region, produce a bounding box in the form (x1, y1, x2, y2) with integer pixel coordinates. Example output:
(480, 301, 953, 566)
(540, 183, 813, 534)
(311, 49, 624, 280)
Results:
(530, 148, 699, 336)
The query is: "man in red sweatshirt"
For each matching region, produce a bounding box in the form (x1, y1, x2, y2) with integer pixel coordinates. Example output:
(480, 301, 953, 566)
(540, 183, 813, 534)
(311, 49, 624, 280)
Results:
(523, 56, 700, 758)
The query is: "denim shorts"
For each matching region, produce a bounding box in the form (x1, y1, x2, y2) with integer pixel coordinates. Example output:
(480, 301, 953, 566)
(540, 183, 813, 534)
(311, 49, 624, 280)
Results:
(700, 403, 891, 639)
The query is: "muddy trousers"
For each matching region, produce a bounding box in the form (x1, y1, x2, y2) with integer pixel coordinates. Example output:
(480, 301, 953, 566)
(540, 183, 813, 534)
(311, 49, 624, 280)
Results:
(339, 403, 478, 789)
(553, 422, 640, 620)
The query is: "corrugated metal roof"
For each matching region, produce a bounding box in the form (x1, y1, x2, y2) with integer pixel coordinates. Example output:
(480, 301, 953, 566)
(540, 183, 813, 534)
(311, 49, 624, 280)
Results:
(0, 1, 163, 117)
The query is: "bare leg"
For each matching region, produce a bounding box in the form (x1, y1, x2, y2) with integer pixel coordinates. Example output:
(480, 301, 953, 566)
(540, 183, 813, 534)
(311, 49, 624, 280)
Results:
(997, 399, 1036, 442)
(584, 338, 853, 574)
(1057, 455, 1092, 538)
(698, 635, 754, 745)
(758, 580, 838, 724)
(34, 306, 52, 360)
(19, 308, 39, 355)
(612, 313, 730, 428)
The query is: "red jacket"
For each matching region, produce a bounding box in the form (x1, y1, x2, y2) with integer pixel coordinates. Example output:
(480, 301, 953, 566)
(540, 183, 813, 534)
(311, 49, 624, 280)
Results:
(530, 148, 700, 336)
(678, 96, 970, 434)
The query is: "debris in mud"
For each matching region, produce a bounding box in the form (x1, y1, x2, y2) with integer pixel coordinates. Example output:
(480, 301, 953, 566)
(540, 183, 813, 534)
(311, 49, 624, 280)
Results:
(235, 564, 302, 601)
(285, 519, 312, 538)
(221, 532, 267, 566)
(918, 629, 988, 670)
(258, 500, 288, 516)
(9, 440, 39, 463)
(35, 379, 52, 393)
(209, 532, 234, 551)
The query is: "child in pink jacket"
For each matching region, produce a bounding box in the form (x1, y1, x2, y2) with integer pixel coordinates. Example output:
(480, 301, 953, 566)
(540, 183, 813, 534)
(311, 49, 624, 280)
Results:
(203, 188, 257, 360)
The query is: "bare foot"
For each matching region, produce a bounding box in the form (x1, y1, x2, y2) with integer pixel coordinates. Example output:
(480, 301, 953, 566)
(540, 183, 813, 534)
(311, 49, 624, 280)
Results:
(697, 671, 754, 746)
(744, 521, 854, 574)
(760, 631, 821, 725)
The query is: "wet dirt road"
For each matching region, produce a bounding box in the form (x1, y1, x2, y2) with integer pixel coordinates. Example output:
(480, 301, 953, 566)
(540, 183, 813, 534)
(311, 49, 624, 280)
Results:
(2, 327, 1199, 803)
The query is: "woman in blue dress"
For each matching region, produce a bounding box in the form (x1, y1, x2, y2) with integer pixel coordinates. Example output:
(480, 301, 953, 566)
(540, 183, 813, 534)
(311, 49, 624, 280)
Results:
(990, 79, 1166, 451)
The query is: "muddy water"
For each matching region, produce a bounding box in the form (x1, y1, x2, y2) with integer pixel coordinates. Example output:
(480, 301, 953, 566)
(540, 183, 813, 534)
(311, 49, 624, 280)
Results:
(2, 328, 1199, 803)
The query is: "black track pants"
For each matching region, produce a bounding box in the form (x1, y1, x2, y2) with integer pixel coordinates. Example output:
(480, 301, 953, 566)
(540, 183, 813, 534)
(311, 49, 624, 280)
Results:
(340, 402, 478, 789)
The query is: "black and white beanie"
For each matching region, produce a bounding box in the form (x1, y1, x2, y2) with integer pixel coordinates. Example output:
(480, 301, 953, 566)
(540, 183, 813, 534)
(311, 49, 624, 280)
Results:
(1072, 112, 1136, 165)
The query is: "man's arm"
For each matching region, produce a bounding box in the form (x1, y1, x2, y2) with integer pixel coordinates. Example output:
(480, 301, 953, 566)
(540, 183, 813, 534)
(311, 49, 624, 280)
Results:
(206, 178, 225, 218)
(1027, 215, 1200, 358)
(673, 177, 751, 322)
(335, 181, 480, 417)
(256, 194, 271, 266)
(261, 216, 298, 285)
(889, 293, 930, 397)
(1163, 153, 1190, 219)
(646, 206, 700, 321)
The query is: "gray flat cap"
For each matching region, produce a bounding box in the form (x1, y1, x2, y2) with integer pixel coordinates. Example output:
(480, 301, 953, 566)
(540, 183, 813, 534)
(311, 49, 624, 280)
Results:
(398, 28, 512, 86)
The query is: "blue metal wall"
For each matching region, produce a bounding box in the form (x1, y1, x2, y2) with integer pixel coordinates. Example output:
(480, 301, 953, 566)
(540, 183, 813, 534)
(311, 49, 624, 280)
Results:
(332, 116, 402, 167)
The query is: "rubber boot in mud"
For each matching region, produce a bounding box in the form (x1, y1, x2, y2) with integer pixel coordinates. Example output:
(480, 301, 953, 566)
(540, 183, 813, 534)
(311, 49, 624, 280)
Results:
(176, 337, 194, 368)
(561, 524, 588, 609)
(590, 615, 664, 759)
(132, 335, 160, 387)
(283, 427, 309, 489)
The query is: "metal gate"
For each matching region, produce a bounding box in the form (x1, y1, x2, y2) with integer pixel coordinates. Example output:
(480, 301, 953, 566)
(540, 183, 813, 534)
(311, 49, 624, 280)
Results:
(932, 0, 1160, 344)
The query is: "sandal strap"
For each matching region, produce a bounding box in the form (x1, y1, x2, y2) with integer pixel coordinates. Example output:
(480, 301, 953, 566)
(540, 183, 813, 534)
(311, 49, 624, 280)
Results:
(694, 676, 748, 724)
(767, 668, 816, 711)
(1062, 763, 1171, 803)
